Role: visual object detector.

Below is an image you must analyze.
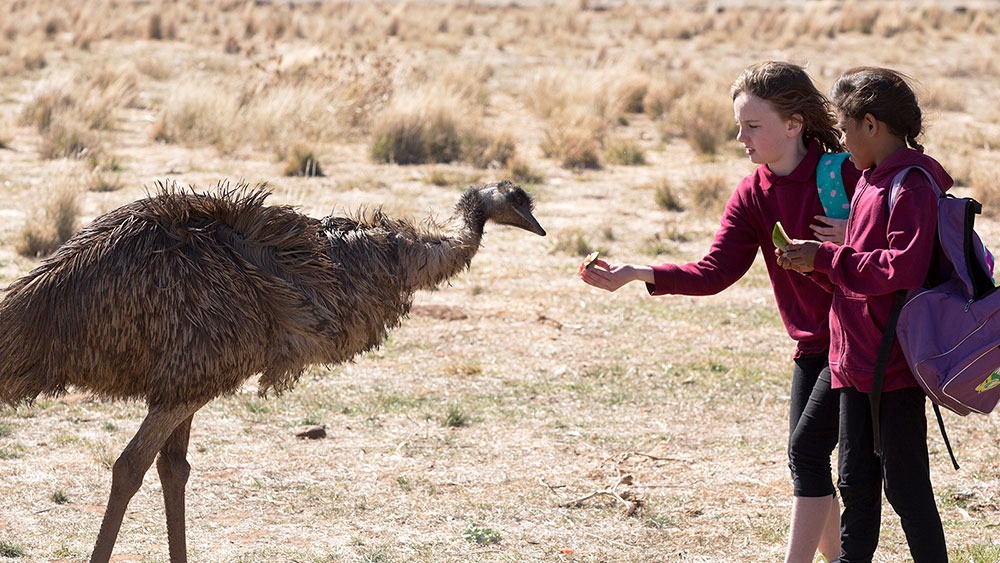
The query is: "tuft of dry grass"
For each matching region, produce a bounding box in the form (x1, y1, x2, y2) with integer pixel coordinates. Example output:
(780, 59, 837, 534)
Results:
(505, 157, 544, 186)
(371, 98, 463, 165)
(38, 121, 101, 160)
(541, 107, 606, 169)
(370, 85, 508, 168)
(17, 187, 80, 257)
(648, 178, 684, 212)
(281, 145, 324, 177)
(689, 170, 732, 216)
(604, 139, 646, 166)
(668, 84, 738, 156)
(971, 166, 1000, 218)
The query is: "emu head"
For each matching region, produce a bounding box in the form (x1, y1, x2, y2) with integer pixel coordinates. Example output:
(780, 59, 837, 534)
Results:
(466, 180, 546, 236)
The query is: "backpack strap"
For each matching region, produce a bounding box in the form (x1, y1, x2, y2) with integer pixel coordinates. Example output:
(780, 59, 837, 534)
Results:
(888, 165, 943, 214)
(870, 291, 907, 459)
(871, 291, 960, 470)
(816, 152, 851, 219)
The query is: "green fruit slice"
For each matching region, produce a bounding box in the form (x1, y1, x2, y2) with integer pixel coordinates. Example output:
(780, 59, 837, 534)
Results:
(772, 222, 791, 250)
(583, 251, 600, 269)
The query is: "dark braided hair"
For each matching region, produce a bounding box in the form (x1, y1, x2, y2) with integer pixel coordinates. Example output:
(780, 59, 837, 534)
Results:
(830, 67, 924, 152)
(731, 61, 843, 154)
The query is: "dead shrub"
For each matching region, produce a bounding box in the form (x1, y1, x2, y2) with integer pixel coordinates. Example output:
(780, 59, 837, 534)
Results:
(85, 167, 124, 192)
(614, 74, 650, 115)
(690, 171, 731, 215)
(371, 102, 462, 165)
(17, 188, 80, 258)
(644, 79, 684, 119)
(20, 90, 73, 131)
(604, 139, 646, 166)
(370, 85, 502, 167)
(21, 68, 138, 134)
(541, 107, 606, 169)
(282, 145, 324, 177)
(506, 157, 544, 186)
(648, 178, 684, 212)
(971, 166, 1000, 218)
(152, 85, 238, 149)
(463, 131, 516, 169)
(670, 87, 737, 156)
(38, 121, 100, 159)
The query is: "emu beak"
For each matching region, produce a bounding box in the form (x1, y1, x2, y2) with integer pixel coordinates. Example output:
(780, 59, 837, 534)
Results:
(514, 207, 546, 236)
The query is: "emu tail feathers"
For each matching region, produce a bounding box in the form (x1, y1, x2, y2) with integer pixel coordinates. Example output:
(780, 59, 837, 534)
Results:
(0, 303, 66, 406)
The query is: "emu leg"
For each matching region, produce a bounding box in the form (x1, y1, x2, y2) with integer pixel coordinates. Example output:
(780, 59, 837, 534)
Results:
(90, 403, 204, 563)
(157, 416, 193, 563)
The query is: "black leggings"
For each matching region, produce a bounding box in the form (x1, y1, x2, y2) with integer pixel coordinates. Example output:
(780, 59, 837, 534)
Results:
(787, 352, 839, 497)
(837, 386, 947, 563)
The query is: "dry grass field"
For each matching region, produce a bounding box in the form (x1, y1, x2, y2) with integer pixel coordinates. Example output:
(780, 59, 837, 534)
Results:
(2, 1, 1000, 561)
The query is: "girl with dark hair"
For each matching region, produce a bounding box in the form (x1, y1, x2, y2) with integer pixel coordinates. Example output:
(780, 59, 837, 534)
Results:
(779, 67, 949, 562)
(580, 60, 860, 563)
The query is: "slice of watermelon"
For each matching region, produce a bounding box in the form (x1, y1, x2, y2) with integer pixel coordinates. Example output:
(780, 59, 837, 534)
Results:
(578, 251, 600, 274)
(772, 222, 791, 250)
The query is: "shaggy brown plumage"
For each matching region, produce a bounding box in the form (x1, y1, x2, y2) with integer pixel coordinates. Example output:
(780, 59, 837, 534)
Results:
(0, 178, 544, 563)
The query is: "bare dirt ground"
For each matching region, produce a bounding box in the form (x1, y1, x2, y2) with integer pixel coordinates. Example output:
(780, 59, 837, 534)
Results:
(1, 1, 999, 562)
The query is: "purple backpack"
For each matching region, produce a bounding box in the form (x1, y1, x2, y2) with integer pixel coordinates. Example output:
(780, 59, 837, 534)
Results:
(871, 166, 999, 469)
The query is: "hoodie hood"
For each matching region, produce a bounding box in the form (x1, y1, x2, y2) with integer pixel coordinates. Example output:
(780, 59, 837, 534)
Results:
(866, 147, 954, 194)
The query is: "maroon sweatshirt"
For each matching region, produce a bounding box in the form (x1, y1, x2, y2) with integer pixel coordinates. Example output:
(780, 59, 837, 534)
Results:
(646, 142, 861, 357)
(813, 148, 952, 392)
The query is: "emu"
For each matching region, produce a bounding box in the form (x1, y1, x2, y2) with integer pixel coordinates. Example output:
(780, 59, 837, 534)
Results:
(0, 179, 545, 562)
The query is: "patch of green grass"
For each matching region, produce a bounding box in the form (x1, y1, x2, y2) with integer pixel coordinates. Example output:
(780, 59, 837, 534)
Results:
(0, 422, 13, 437)
(53, 433, 84, 446)
(441, 404, 471, 428)
(747, 514, 787, 543)
(52, 546, 82, 558)
(301, 414, 323, 426)
(0, 444, 27, 460)
(242, 400, 273, 415)
(462, 522, 501, 545)
(51, 489, 69, 504)
(356, 546, 394, 563)
(0, 540, 27, 557)
(951, 541, 1000, 563)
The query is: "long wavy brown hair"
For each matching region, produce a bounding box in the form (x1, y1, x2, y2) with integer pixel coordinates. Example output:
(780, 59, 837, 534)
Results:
(731, 61, 843, 154)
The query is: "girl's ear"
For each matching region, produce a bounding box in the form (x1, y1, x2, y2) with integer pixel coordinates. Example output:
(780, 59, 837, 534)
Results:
(862, 113, 879, 136)
(786, 114, 805, 137)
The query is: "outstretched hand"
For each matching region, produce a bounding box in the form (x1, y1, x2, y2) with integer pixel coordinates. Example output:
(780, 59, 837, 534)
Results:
(776, 240, 821, 273)
(579, 259, 634, 292)
(811, 215, 846, 244)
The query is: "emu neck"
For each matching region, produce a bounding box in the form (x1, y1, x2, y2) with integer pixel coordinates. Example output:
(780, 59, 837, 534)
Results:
(401, 189, 486, 291)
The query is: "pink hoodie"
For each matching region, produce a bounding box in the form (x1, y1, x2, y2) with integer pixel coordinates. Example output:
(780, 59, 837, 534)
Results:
(812, 148, 953, 392)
